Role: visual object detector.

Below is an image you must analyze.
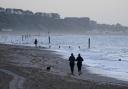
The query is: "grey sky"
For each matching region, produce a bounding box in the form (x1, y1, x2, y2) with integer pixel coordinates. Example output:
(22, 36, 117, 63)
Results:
(1, 0, 128, 26)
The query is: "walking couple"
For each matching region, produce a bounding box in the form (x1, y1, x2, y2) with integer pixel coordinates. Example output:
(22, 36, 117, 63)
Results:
(69, 53, 84, 75)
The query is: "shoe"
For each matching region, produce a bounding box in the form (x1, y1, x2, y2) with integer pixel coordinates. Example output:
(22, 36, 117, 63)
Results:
(78, 71, 82, 76)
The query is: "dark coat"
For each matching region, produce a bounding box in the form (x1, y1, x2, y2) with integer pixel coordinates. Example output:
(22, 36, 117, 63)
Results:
(34, 39, 37, 44)
(69, 55, 75, 63)
(76, 56, 83, 64)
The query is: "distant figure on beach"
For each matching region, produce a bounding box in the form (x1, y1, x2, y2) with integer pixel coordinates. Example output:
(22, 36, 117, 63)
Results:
(34, 39, 38, 47)
(76, 54, 84, 75)
(69, 53, 75, 75)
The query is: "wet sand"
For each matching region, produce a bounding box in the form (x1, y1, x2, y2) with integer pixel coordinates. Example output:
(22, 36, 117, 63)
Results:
(0, 44, 128, 89)
(0, 71, 12, 89)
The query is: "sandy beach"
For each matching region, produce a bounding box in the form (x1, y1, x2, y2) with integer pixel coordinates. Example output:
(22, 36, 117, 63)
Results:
(0, 44, 128, 89)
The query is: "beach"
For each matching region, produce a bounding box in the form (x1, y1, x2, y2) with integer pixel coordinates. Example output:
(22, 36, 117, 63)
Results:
(0, 44, 128, 89)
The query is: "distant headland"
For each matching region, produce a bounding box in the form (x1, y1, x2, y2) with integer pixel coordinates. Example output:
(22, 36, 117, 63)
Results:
(0, 7, 128, 35)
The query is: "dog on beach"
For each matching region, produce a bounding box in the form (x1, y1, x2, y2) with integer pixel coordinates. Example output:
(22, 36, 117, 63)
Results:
(46, 66, 53, 71)
(47, 66, 51, 71)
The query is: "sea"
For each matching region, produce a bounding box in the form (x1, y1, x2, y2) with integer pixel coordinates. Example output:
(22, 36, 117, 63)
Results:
(0, 34, 128, 81)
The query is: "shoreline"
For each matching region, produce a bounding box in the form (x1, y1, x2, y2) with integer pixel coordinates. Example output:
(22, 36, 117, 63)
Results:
(47, 47, 128, 85)
(0, 44, 128, 89)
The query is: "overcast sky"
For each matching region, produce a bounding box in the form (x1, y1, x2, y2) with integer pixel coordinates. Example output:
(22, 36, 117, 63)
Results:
(1, 0, 128, 26)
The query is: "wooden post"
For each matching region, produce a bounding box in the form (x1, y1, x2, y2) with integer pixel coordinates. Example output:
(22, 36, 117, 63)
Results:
(22, 35, 23, 41)
(48, 32, 51, 44)
(88, 38, 90, 49)
(48, 36, 50, 44)
(22, 35, 24, 41)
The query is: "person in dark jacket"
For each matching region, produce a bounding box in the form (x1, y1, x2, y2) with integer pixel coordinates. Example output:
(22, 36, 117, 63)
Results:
(69, 53, 75, 75)
(76, 53, 84, 75)
(34, 39, 38, 47)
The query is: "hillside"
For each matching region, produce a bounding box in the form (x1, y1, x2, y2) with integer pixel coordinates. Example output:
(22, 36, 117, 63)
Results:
(0, 7, 128, 35)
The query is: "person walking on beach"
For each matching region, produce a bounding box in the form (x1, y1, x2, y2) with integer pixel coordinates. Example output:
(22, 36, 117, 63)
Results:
(76, 53, 84, 75)
(34, 39, 38, 47)
(69, 53, 75, 75)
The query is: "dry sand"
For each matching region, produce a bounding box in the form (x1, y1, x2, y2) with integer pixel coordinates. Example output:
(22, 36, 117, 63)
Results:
(0, 44, 128, 89)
